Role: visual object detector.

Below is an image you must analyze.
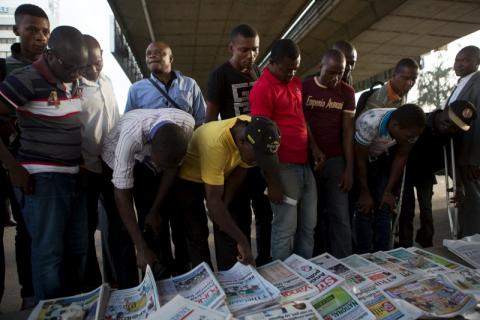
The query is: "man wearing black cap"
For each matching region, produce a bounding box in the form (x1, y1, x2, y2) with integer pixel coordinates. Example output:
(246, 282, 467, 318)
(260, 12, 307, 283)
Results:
(399, 100, 477, 248)
(171, 115, 280, 270)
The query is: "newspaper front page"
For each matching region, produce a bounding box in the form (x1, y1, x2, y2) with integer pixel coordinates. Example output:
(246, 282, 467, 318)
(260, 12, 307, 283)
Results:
(385, 248, 446, 274)
(310, 253, 371, 293)
(407, 248, 464, 271)
(341, 255, 401, 289)
(310, 286, 375, 320)
(361, 253, 419, 282)
(443, 236, 480, 269)
(156, 262, 225, 309)
(284, 254, 343, 294)
(257, 260, 319, 302)
(150, 295, 229, 319)
(245, 300, 323, 320)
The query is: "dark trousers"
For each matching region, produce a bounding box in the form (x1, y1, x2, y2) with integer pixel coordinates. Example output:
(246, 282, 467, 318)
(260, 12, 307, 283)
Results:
(399, 173, 435, 247)
(214, 167, 272, 270)
(133, 162, 188, 276)
(87, 163, 138, 289)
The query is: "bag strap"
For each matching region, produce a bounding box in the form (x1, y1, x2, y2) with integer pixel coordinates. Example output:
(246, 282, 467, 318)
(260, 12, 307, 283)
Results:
(148, 76, 182, 110)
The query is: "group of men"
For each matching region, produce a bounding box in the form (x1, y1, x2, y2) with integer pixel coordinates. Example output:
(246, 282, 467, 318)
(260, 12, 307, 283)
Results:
(0, 3, 479, 308)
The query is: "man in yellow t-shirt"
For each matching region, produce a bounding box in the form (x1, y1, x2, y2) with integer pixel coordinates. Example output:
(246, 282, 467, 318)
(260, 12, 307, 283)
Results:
(174, 115, 280, 270)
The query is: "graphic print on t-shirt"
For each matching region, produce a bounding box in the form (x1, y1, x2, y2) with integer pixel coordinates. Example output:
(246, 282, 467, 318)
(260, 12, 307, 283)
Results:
(304, 96, 344, 110)
(232, 81, 256, 116)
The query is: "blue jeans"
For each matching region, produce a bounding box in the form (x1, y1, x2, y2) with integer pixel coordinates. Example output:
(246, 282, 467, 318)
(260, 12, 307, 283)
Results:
(15, 172, 87, 301)
(270, 164, 317, 260)
(314, 157, 352, 258)
(355, 155, 392, 253)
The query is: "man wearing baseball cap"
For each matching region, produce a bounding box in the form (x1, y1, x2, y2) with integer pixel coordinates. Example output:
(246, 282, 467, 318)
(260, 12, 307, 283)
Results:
(169, 115, 280, 270)
(399, 100, 476, 248)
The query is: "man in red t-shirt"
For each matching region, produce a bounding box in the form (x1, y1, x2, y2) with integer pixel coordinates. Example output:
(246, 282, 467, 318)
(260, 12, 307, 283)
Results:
(250, 39, 324, 260)
(303, 49, 355, 258)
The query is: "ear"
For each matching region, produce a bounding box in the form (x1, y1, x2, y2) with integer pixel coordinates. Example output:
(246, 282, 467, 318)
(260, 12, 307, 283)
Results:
(13, 25, 19, 36)
(170, 54, 174, 63)
(228, 42, 233, 54)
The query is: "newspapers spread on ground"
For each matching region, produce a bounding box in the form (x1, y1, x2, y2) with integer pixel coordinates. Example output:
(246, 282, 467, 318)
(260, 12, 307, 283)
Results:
(385, 248, 446, 274)
(150, 295, 230, 319)
(284, 254, 344, 294)
(341, 255, 401, 289)
(310, 253, 371, 293)
(257, 260, 319, 302)
(156, 262, 226, 309)
(407, 247, 464, 271)
(29, 266, 159, 320)
(361, 253, 418, 282)
(244, 300, 323, 320)
(384, 275, 477, 318)
(369, 252, 426, 276)
(444, 234, 480, 269)
(310, 286, 375, 320)
(216, 262, 281, 317)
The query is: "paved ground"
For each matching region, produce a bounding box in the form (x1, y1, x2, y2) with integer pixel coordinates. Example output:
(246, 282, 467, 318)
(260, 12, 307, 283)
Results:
(0, 177, 455, 314)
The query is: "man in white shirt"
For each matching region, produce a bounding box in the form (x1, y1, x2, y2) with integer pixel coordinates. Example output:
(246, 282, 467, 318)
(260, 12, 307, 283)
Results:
(449, 46, 480, 237)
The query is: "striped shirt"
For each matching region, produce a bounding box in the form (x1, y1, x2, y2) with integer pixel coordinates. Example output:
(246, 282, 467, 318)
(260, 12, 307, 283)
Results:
(0, 55, 82, 174)
(102, 108, 195, 189)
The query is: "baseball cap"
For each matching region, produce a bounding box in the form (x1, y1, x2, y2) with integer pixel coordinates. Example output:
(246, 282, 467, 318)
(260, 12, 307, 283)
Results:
(447, 100, 477, 131)
(245, 116, 281, 170)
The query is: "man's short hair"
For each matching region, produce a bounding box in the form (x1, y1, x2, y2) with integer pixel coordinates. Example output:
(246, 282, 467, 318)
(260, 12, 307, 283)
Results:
(459, 45, 480, 61)
(332, 40, 355, 54)
(83, 34, 101, 50)
(151, 123, 189, 167)
(394, 58, 419, 73)
(230, 24, 258, 40)
(14, 4, 49, 24)
(270, 39, 300, 63)
(391, 104, 426, 129)
(321, 48, 345, 64)
(48, 26, 85, 52)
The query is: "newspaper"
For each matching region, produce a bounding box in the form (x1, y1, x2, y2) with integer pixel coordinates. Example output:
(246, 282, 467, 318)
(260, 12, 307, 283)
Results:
(361, 253, 419, 282)
(444, 236, 480, 269)
(441, 268, 480, 296)
(354, 284, 419, 320)
(384, 275, 477, 318)
(257, 260, 319, 302)
(244, 300, 323, 320)
(156, 262, 225, 309)
(28, 284, 108, 320)
(407, 247, 465, 271)
(150, 295, 230, 319)
(104, 265, 161, 319)
(284, 254, 343, 294)
(341, 255, 401, 289)
(369, 252, 426, 276)
(215, 262, 281, 316)
(310, 253, 371, 293)
(385, 248, 446, 274)
(310, 286, 375, 320)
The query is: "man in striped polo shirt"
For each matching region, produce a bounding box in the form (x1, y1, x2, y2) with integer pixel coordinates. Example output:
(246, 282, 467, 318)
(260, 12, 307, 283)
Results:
(0, 26, 88, 301)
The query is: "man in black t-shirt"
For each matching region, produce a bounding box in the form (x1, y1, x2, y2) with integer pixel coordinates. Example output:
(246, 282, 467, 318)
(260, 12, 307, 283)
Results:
(206, 24, 273, 269)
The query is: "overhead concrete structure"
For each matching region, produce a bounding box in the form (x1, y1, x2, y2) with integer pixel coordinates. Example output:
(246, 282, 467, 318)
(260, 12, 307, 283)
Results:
(108, 0, 480, 91)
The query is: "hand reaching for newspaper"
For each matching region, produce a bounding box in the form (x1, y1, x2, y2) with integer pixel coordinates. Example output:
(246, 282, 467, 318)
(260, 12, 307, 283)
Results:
(137, 245, 158, 270)
(144, 212, 162, 238)
(237, 243, 255, 266)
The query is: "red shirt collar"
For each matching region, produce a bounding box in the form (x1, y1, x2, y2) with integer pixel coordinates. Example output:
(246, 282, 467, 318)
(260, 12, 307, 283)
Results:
(32, 54, 58, 84)
(263, 67, 285, 85)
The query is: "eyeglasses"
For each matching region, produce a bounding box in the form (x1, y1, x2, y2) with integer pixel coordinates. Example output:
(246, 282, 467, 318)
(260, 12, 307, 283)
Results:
(407, 136, 418, 144)
(49, 50, 86, 73)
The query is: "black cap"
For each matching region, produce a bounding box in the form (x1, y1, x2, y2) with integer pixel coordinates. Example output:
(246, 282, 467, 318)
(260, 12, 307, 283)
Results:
(447, 100, 477, 131)
(245, 116, 281, 170)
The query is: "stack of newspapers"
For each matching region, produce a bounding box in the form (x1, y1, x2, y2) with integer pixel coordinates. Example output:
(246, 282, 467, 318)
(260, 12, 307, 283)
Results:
(28, 246, 480, 320)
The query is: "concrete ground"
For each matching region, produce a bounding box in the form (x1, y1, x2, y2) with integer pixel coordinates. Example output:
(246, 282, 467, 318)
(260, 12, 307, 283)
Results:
(0, 177, 457, 314)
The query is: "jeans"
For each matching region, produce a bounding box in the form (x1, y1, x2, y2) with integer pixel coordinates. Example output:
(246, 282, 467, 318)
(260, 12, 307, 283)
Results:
(313, 157, 352, 258)
(355, 155, 392, 253)
(15, 172, 88, 301)
(270, 164, 317, 261)
(399, 173, 434, 247)
(459, 167, 480, 237)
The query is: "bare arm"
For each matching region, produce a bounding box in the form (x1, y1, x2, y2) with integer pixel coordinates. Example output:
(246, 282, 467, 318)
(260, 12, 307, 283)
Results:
(381, 143, 411, 210)
(355, 142, 374, 214)
(205, 101, 221, 123)
(222, 166, 247, 207)
(307, 124, 325, 171)
(340, 112, 355, 192)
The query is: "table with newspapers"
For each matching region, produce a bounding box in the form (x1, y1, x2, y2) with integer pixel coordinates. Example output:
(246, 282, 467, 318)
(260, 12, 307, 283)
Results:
(23, 237, 480, 320)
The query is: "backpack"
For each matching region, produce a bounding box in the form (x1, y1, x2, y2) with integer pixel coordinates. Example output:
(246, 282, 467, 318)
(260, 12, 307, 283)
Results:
(355, 81, 384, 119)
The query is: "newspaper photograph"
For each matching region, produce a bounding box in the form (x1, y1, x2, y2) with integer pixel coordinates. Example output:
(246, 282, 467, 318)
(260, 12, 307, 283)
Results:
(370, 252, 426, 276)
(443, 237, 480, 269)
(442, 268, 480, 295)
(310, 253, 371, 293)
(150, 295, 229, 320)
(28, 284, 107, 320)
(384, 275, 477, 318)
(310, 286, 375, 320)
(104, 265, 160, 320)
(354, 284, 418, 320)
(407, 247, 464, 271)
(341, 255, 400, 289)
(385, 248, 446, 274)
(284, 254, 343, 294)
(245, 300, 323, 320)
(156, 262, 225, 309)
(257, 260, 319, 302)
(361, 253, 418, 282)
(216, 262, 280, 316)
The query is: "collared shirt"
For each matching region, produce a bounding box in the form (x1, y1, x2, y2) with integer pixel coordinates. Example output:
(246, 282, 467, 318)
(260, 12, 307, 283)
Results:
(250, 67, 308, 164)
(363, 81, 406, 113)
(178, 115, 251, 185)
(80, 73, 120, 173)
(0, 55, 82, 174)
(125, 70, 206, 126)
(355, 108, 396, 156)
(102, 108, 195, 189)
(449, 72, 476, 104)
